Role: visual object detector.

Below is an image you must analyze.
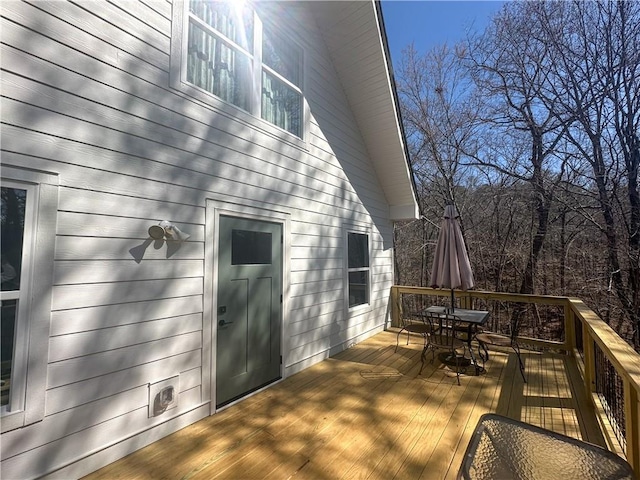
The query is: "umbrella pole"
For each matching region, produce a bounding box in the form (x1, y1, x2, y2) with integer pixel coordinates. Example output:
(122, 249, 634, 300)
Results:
(451, 289, 455, 312)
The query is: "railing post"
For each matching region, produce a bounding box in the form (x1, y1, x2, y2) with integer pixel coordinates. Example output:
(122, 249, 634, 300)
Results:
(624, 379, 640, 476)
(461, 293, 471, 309)
(564, 302, 575, 353)
(391, 286, 399, 328)
(583, 323, 596, 396)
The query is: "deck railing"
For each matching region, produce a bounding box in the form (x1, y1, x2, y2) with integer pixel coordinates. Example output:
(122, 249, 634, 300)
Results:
(390, 285, 640, 476)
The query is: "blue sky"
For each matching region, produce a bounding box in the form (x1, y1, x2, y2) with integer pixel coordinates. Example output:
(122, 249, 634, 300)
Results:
(381, 1, 505, 66)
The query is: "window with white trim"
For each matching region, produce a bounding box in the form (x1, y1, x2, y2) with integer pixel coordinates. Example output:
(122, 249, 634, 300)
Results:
(181, 0, 304, 138)
(1, 167, 57, 433)
(347, 232, 370, 308)
(1, 182, 33, 413)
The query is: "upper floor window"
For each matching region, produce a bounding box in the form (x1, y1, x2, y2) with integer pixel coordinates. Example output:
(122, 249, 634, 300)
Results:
(261, 22, 302, 137)
(181, 1, 303, 138)
(186, 1, 253, 111)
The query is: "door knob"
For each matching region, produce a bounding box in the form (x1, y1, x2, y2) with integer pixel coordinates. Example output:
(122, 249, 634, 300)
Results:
(218, 319, 233, 327)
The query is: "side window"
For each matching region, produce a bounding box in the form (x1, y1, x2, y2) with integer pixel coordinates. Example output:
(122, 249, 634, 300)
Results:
(1, 183, 32, 413)
(1, 168, 57, 433)
(347, 232, 370, 308)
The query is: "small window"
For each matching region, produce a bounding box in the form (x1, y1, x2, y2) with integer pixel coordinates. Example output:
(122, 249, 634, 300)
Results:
(347, 232, 370, 308)
(231, 229, 272, 265)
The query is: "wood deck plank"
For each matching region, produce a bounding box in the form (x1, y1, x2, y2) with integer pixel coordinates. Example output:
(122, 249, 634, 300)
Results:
(333, 350, 430, 478)
(564, 352, 608, 446)
(371, 378, 454, 479)
(217, 344, 417, 480)
(423, 367, 491, 479)
(83, 330, 610, 480)
(268, 352, 419, 478)
(299, 346, 436, 479)
(339, 379, 434, 479)
(442, 344, 508, 480)
(338, 358, 446, 478)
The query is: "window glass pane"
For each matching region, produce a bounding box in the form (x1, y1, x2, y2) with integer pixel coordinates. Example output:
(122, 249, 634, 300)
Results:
(262, 25, 301, 86)
(232, 230, 272, 265)
(187, 22, 251, 111)
(348, 271, 368, 307)
(261, 71, 302, 137)
(1, 187, 26, 292)
(189, 0, 253, 50)
(0, 300, 17, 407)
(348, 233, 369, 268)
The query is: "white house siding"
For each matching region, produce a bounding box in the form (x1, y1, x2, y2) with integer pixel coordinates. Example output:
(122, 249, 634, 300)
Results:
(0, 1, 400, 478)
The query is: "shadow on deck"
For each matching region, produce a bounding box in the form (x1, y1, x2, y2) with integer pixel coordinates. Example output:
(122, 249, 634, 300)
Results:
(84, 329, 603, 480)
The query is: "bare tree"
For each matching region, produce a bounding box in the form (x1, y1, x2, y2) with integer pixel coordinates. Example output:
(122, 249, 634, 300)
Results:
(529, 0, 640, 346)
(465, 2, 570, 297)
(395, 44, 481, 285)
(392, 1, 639, 349)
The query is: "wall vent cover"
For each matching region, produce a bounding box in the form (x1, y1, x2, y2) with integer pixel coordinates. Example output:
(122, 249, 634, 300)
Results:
(148, 375, 180, 418)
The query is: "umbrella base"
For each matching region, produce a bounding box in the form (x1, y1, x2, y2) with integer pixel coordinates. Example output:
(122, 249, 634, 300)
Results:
(438, 352, 472, 367)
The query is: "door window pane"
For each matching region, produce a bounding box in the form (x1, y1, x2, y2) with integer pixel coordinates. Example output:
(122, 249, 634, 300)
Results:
(232, 230, 272, 265)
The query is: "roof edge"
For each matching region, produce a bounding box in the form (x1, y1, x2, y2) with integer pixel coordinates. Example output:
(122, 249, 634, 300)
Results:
(373, 0, 421, 218)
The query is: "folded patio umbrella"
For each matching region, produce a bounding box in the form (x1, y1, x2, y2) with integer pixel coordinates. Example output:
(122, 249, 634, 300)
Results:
(429, 204, 475, 311)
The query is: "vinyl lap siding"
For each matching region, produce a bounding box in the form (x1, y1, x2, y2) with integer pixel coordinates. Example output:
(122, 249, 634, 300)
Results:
(0, 1, 395, 478)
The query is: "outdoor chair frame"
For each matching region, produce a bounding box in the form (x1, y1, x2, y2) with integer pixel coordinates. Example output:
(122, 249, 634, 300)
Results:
(421, 312, 467, 385)
(475, 311, 526, 382)
(395, 295, 435, 353)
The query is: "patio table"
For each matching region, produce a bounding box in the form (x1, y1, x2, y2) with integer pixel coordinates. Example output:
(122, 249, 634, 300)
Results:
(458, 413, 636, 480)
(424, 306, 489, 333)
(424, 306, 489, 370)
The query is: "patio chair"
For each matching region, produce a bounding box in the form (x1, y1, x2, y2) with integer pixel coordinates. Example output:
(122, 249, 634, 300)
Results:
(395, 295, 435, 352)
(457, 414, 636, 479)
(421, 312, 467, 385)
(475, 312, 526, 382)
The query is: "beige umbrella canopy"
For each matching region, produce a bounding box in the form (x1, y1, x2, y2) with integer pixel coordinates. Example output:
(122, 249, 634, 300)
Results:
(429, 204, 475, 311)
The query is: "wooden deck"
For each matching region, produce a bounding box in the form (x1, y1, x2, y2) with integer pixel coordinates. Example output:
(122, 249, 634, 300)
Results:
(84, 330, 605, 480)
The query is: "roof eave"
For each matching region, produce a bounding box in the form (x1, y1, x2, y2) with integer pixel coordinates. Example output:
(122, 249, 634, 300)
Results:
(309, 1, 420, 221)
